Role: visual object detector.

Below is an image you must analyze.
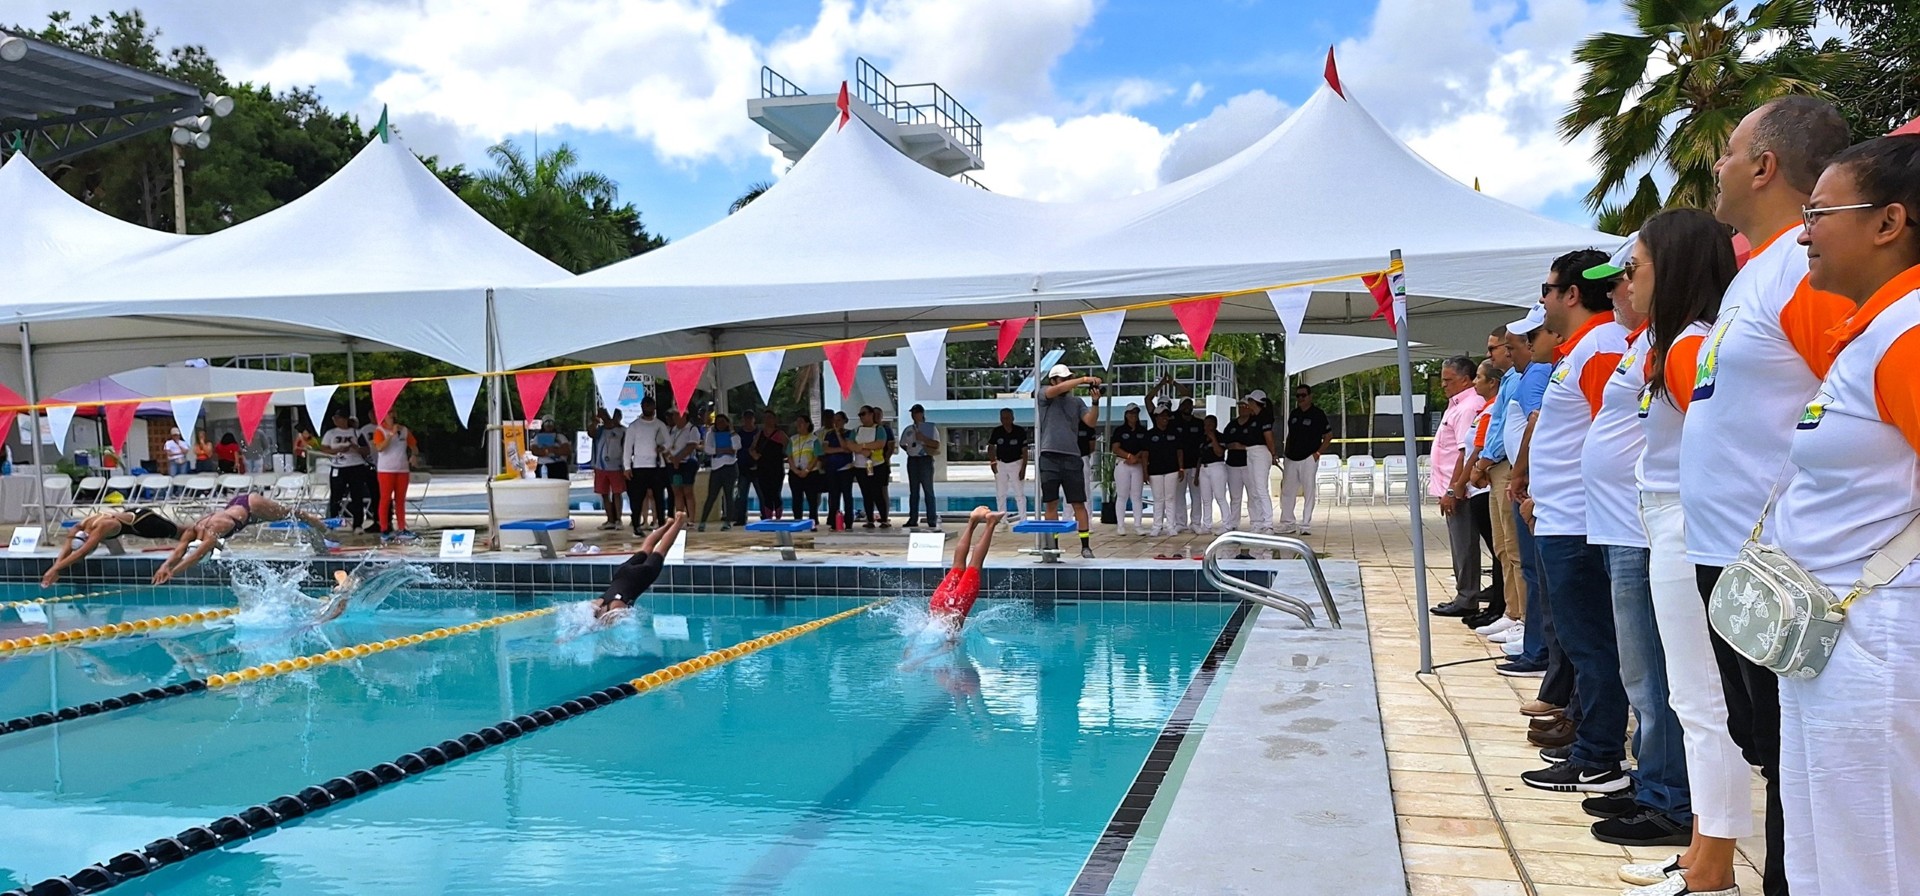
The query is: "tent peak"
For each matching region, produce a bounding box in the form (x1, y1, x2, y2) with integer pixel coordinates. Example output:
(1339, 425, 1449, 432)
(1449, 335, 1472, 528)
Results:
(1324, 47, 1344, 100)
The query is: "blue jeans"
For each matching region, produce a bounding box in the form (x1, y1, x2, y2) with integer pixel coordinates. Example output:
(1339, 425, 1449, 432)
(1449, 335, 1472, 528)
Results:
(1604, 545, 1692, 822)
(1537, 534, 1627, 770)
(1512, 504, 1550, 666)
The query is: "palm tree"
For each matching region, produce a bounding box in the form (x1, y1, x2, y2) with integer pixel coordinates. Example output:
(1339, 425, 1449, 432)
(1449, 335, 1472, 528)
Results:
(728, 180, 773, 214)
(1560, 0, 1850, 233)
(461, 141, 626, 272)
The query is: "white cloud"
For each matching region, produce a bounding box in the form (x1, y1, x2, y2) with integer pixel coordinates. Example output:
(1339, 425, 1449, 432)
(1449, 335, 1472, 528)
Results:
(1157, 89, 1291, 184)
(1183, 81, 1207, 105)
(973, 113, 1169, 201)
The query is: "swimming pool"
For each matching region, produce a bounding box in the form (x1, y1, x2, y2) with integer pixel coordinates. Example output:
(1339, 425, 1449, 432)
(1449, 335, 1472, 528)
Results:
(0, 582, 1242, 895)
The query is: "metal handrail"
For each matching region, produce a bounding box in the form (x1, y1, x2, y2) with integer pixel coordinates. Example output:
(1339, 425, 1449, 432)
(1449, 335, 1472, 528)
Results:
(854, 57, 983, 157)
(1201, 532, 1342, 628)
(760, 66, 807, 99)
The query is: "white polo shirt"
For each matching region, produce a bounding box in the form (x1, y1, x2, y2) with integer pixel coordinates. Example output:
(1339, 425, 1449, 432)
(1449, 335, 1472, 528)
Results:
(1530, 311, 1627, 538)
(1583, 325, 1649, 548)
(1775, 269, 1920, 590)
(1680, 226, 1854, 566)
(1635, 322, 1711, 495)
(623, 417, 668, 469)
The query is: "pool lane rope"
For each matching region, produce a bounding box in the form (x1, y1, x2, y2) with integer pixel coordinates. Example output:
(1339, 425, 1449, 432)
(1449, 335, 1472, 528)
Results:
(0, 608, 238, 656)
(5, 599, 887, 896)
(0, 607, 557, 738)
(3, 587, 145, 613)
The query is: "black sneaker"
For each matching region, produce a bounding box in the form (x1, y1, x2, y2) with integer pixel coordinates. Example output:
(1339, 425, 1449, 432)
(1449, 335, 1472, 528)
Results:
(1538, 744, 1571, 763)
(1591, 808, 1692, 847)
(1496, 660, 1547, 678)
(1080, 545, 1095, 559)
(1520, 761, 1630, 794)
(1581, 792, 1641, 819)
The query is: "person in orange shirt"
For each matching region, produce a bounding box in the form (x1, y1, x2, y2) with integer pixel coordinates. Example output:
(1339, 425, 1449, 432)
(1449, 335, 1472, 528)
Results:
(369, 410, 420, 542)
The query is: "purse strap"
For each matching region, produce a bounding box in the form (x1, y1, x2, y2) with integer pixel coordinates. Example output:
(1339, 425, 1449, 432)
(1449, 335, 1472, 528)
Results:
(1840, 511, 1920, 610)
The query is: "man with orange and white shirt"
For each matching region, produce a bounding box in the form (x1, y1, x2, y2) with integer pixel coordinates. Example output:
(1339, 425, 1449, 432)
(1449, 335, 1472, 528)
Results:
(1680, 96, 1853, 896)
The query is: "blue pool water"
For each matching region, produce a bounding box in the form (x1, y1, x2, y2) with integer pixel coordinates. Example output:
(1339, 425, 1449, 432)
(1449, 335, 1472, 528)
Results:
(0, 579, 1235, 895)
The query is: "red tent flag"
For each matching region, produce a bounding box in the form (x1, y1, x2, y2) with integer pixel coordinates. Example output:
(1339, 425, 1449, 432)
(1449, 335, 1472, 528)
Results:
(370, 378, 410, 424)
(235, 392, 274, 444)
(995, 317, 1031, 363)
(1171, 297, 1223, 358)
(1324, 47, 1345, 99)
(1893, 116, 1919, 136)
(664, 357, 709, 414)
(822, 340, 868, 401)
(837, 81, 851, 130)
(1362, 272, 1397, 333)
(105, 402, 137, 453)
(515, 370, 558, 422)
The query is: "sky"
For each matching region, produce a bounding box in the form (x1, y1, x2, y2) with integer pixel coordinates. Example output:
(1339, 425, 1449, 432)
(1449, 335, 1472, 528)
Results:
(11, 0, 1632, 241)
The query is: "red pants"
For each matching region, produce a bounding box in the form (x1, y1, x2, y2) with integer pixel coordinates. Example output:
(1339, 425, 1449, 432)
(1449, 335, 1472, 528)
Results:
(377, 471, 409, 533)
(929, 567, 982, 621)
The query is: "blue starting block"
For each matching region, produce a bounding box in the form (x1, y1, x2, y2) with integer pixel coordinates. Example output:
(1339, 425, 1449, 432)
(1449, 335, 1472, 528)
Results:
(745, 519, 814, 561)
(58, 519, 125, 555)
(1011, 518, 1079, 563)
(500, 518, 573, 559)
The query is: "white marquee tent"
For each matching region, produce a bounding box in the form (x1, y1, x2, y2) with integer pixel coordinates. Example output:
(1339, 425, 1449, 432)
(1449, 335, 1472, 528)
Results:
(1285, 332, 1454, 385)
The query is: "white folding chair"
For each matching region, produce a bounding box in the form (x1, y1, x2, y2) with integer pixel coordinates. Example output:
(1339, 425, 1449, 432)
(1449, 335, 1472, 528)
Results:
(405, 471, 433, 530)
(263, 474, 319, 545)
(1345, 456, 1379, 505)
(1416, 455, 1433, 500)
(176, 475, 220, 517)
(250, 471, 281, 493)
(136, 474, 174, 505)
(1383, 455, 1412, 504)
(33, 474, 76, 522)
(1315, 455, 1345, 505)
(71, 476, 107, 514)
(215, 474, 253, 498)
(102, 475, 139, 508)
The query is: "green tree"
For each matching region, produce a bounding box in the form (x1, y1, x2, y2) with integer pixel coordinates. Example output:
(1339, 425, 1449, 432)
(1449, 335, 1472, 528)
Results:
(1799, 0, 1920, 138)
(1561, 0, 1849, 232)
(459, 140, 632, 274)
(728, 180, 773, 214)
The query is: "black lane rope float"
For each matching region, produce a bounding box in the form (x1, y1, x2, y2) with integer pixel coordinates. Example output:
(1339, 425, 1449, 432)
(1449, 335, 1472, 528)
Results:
(0, 607, 555, 740)
(4, 599, 886, 896)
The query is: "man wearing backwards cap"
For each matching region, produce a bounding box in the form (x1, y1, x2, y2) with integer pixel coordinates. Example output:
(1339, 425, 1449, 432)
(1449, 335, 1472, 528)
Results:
(1037, 364, 1103, 558)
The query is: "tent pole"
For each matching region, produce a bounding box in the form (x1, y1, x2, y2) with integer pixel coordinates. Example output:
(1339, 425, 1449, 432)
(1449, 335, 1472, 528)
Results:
(1389, 250, 1433, 674)
(18, 323, 46, 530)
(1030, 302, 1041, 518)
(345, 344, 358, 418)
(485, 289, 502, 548)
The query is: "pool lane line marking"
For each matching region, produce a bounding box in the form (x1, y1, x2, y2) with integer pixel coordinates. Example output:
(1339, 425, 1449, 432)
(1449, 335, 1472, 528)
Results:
(4, 598, 890, 896)
(0, 607, 559, 739)
(1067, 600, 1253, 896)
(0, 608, 239, 656)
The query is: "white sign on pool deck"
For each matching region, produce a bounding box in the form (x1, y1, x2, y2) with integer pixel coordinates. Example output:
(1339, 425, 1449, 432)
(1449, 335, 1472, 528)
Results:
(439, 529, 475, 559)
(907, 532, 947, 563)
(8, 527, 42, 554)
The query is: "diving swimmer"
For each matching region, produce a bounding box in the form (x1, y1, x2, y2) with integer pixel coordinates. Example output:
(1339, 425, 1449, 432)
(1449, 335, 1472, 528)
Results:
(929, 506, 1001, 639)
(42, 507, 182, 587)
(589, 512, 688, 623)
(151, 494, 337, 585)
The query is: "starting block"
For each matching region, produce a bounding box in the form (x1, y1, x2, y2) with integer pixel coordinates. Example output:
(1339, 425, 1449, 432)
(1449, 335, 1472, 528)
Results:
(1011, 519, 1078, 564)
(745, 519, 814, 561)
(500, 519, 573, 559)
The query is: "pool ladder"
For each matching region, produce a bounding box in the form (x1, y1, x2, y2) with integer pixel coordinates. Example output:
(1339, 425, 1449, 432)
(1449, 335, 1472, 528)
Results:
(1201, 532, 1342, 629)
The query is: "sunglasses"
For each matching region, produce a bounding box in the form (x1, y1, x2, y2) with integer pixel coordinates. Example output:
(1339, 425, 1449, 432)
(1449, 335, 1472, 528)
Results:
(1539, 282, 1570, 298)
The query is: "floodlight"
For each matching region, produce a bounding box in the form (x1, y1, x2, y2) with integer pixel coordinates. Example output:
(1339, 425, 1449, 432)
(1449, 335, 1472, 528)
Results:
(205, 94, 235, 117)
(0, 36, 26, 63)
(171, 127, 192, 146)
(192, 132, 210, 150)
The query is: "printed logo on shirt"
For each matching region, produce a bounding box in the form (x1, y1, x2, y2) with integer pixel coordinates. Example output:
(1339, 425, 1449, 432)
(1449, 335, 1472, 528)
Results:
(1549, 361, 1571, 385)
(1693, 305, 1739, 402)
(1636, 385, 1653, 419)
(1797, 390, 1832, 430)
(1615, 350, 1637, 375)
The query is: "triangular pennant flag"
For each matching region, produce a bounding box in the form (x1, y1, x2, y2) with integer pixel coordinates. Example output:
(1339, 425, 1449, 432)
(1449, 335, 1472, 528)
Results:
(822, 340, 868, 402)
(995, 317, 1031, 363)
(0, 412, 16, 450)
(836, 81, 851, 129)
(235, 392, 273, 444)
(905, 329, 948, 384)
(515, 370, 557, 421)
(745, 350, 785, 404)
(45, 405, 76, 452)
(1080, 311, 1125, 369)
(374, 104, 390, 143)
(1171, 297, 1222, 358)
(302, 385, 338, 431)
(105, 403, 137, 454)
(1473, 176, 1482, 192)
(371, 377, 410, 423)
(1892, 115, 1919, 136)
(1361, 272, 1397, 333)
(1324, 46, 1344, 99)
(171, 396, 203, 439)
(665, 357, 708, 415)
(446, 375, 483, 428)
(591, 364, 630, 416)
(1267, 287, 1310, 338)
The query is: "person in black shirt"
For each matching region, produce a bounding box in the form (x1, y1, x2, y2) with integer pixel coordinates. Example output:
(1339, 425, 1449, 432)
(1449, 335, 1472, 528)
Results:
(1145, 406, 1185, 537)
(1280, 386, 1332, 534)
(1077, 417, 1097, 515)
(1220, 411, 1253, 530)
(1230, 393, 1278, 532)
(1197, 414, 1231, 531)
(1110, 406, 1150, 534)
(989, 408, 1031, 521)
(1172, 398, 1204, 534)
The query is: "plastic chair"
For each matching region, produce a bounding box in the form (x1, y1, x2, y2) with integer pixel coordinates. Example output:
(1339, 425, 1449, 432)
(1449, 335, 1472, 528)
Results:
(1345, 456, 1378, 505)
(1415, 455, 1433, 499)
(249, 471, 281, 492)
(405, 471, 433, 530)
(72, 475, 107, 512)
(215, 474, 253, 497)
(264, 475, 318, 545)
(33, 474, 75, 522)
(1315, 455, 1345, 504)
(135, 474, 174, 504)
(1383, 455, 1412, 504)
(102, 475, 139, 506)
(176, 475, 220, 516)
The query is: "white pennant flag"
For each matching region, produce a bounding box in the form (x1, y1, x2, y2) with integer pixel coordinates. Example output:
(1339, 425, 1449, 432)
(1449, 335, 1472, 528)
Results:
(1081, 310, 1126, 369)
(904, 328, 948, 384)
(302, 385, 338, 431)
(745, 349, 786, 404)
(170, 397, 203, 438)
(45, 405, 76, 452)
(1268, 287, 1311, 338)
(591, 364, 630, 415)
(445, 375, 483, 428)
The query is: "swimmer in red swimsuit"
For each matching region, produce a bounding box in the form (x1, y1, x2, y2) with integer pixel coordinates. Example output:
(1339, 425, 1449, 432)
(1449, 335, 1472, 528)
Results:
(928, 506, 1002, 637)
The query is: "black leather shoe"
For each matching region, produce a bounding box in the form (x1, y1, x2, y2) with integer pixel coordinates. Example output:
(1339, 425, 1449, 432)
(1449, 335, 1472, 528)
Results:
(1430, 601, 1476, 617)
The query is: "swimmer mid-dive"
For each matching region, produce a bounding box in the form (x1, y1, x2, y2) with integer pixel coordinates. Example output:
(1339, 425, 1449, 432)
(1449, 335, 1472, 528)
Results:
(151, 494, 338, 585)
(589, 511, 687, 623)
(928, 506, 1001, 639)
(42, 507, 182, 587)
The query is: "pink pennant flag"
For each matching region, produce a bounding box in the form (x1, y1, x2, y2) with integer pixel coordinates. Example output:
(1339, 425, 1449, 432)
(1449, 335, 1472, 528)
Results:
(665, 357, 708, 415)
(0, 412, 15, 448)
(515, 370, 558, 421)
(105, 402, 137, 453)
(1172, 297, 1223, 358)
(235, 392, 274, 444)
(822, 340, 868, 401)
(995, 317, 1031, 364)
(371, 377, 410, 423)
(836, 81, 851, 130)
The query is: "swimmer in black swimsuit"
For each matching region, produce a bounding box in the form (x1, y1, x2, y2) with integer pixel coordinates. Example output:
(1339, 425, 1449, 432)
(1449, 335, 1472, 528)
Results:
(152, 493, 336, 585)
(590, 512, 687, 622)
(42, 508, 182, 587)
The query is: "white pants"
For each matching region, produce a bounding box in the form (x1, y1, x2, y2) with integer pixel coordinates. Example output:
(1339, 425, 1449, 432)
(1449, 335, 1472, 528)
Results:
(993, 462, 1029, 519)
(1278, 456, 1317, 527)
(1184, 468, 1203, 529)
(1198, 462, 1230, 529)
(1149, 472, 1181, 534)
(1173, 469, 1198, 530)
(1245, 446, 1275, 529)
(1641, 492, 1754, 839)
(1780, 582, 1920, 895)
(1221, 464, 1247, 530)
(1114, 461, 1146, 531)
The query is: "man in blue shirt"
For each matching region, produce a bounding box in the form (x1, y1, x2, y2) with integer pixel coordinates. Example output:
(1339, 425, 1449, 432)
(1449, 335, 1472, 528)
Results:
(1464, 324, 1524, 633)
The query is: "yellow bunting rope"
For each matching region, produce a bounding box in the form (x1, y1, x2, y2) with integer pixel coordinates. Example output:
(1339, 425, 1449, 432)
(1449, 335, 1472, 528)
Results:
(626, 599, 887, 694)
(204, 607, 555, 689)
(0, 607, 238, 654)
(2, 587, 143, 612)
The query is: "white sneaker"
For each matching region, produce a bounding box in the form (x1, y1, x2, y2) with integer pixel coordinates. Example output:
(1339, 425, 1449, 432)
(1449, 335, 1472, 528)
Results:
(1619, 855, 1682, 886)
(1503, 638, 1525, 656)
(1623, 872, 1734, 896)
(1474, 616, 1518, 636)
(1489, 625, 1525, 644)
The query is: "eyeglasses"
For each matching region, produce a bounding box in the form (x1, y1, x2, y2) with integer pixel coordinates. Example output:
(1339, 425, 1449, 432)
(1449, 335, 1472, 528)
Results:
(1802, 202, 1883, 230)
(1540, 282, 1569, 297)
(1621, 260, 1649, 278)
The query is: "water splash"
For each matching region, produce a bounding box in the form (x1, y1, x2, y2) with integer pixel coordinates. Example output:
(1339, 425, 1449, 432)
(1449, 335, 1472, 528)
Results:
(550, 599, 660, 664)
(334, 557, 444, 614)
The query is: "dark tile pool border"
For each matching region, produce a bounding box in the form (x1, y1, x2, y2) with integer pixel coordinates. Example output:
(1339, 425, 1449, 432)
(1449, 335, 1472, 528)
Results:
(1067, 599, 1253, 895)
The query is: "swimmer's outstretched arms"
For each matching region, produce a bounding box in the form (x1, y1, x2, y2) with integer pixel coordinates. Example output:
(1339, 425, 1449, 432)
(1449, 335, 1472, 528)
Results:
(590, 512, 686, 623)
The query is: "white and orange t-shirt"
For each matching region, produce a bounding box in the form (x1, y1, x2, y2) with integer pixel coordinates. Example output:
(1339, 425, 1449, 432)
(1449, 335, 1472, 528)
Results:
(1583, 325, 1650, 547)
(1635, 321, 1712, 494)
(1776, 267, 1920, 590)
(1468, 402, 1494, 498)
(1531, 311, 1628, 538)
(1680, 225, 1853, 566)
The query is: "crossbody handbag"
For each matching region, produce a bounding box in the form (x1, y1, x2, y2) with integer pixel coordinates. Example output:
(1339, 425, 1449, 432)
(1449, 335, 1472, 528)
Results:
(1708, 491, 1920, 680)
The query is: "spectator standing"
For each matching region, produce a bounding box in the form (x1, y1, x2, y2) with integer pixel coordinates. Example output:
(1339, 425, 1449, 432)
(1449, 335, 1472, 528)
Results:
(370, 410, 420, 539)
(1467, 325, 1528, 635)
(1238, 393, 1278, 532)
(901, 405, 941, 530)
(748, 413, 787, 520)
(665, 409, 700, 519)
(215, 434, 245, 474)
(623, 397, 669, 534)
(1279, 387, 1330, 535)
(1431, 356, 1490, 617)
(788, 416, 822, 523)
(1197, 415, 1230, 532)
(1077, 414, 1098, 516)
(1144, 404, 1184, 537)
(192, 430, 215, 473)
(352, 417, 379, 530)
(1220, 403, 1259, 530)
(592, 410, 627, 530)
(989, 408, 1031, 522)
(698, 413, 737, 531)
(163, 428, 190, 477)
(292, 428, 313, 473)
(852, 407, 892, 527)
(314, 412, 370, 531)
(732, 411, 758, 527)
(820, 411, 855, 528)
(1110, 406, 1149, 535)
(1035, 364, 1102, 558)
(533, 420, 572, 480)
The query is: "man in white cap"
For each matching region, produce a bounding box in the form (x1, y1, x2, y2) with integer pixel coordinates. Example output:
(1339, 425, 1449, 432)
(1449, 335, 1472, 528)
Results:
(1037, 364, 1103, 558)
